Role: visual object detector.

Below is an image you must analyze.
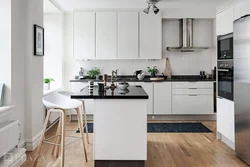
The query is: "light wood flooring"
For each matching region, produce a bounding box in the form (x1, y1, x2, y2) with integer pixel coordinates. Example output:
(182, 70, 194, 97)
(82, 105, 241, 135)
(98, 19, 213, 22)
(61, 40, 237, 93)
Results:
(22, 118, 249, 167)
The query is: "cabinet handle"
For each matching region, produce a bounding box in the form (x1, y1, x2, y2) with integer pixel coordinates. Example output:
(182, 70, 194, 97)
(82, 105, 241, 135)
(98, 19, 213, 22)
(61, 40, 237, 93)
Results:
(189, 88, 197, 89)
(189, 94, 197, 96)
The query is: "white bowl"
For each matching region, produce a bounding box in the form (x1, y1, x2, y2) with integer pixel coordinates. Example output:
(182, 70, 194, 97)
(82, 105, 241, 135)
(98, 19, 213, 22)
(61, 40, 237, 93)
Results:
(118, 82, 129, 90)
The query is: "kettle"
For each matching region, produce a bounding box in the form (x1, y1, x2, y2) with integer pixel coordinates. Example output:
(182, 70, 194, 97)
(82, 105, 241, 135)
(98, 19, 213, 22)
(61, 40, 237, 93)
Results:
(134, 70, 143, 77)
(137, 73, 145, 80)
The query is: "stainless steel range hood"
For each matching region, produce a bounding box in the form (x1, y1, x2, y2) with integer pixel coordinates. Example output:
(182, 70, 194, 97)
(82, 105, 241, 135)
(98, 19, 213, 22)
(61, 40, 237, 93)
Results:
(166, 18, 209, 52)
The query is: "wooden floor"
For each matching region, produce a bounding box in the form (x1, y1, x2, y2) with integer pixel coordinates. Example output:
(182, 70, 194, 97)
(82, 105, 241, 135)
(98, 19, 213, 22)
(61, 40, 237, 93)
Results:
(22, 118, 249, 167)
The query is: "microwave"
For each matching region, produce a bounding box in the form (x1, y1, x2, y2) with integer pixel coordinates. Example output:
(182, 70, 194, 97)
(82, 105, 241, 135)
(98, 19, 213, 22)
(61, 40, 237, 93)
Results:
(217, 33, 233, 60)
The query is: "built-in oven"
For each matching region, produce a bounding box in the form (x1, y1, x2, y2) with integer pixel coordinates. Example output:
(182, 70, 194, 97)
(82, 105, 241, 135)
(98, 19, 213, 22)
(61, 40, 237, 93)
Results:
(218, 60, 234, 101)
(218, 33, 233, 60)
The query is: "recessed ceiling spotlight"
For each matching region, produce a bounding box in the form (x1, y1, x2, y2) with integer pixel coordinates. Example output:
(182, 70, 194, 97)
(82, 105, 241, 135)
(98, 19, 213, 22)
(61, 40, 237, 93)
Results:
(143, 0, 160, 15)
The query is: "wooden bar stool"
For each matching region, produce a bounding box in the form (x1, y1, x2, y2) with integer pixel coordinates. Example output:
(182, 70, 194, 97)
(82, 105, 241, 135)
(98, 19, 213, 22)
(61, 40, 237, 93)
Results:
(33, 93, 88, 167)
(58, 91, 90, 144)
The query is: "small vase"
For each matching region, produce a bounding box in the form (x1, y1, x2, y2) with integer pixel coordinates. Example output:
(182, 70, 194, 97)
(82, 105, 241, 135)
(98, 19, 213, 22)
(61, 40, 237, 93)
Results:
(44, 83, 50, 90)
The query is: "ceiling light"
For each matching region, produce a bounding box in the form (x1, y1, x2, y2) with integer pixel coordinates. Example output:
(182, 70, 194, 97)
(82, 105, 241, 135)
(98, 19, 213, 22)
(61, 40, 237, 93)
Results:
(143, 5, 150, 14)
(143, 0, 160, 15)
(153, 5, 159, 14)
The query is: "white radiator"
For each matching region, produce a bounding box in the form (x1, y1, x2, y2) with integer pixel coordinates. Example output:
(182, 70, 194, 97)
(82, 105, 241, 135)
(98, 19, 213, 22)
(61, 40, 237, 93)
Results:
(0, 120, 19, 158)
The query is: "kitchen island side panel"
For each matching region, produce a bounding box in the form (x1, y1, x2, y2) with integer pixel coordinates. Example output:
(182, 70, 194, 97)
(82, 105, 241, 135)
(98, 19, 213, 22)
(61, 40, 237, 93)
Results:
(94, 99, 147, 160)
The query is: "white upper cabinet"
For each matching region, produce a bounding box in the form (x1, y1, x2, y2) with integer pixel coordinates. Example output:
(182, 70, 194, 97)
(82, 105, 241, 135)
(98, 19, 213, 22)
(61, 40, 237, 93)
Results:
(117, 12, 139, 59)
(154, 82, 172, 114)
(96, 12, 117, 59)
(139, 13, 162, 59)
(74, 12, 96, 60)
(216, 7, 234, 36)
(234, 1, 245, 20)
(244, 0, 250, 14)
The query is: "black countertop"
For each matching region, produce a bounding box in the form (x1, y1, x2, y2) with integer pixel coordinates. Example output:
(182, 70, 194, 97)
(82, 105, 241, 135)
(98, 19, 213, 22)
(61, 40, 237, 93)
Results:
(70, 85, 149, 99)
(70, 75, 216, 83)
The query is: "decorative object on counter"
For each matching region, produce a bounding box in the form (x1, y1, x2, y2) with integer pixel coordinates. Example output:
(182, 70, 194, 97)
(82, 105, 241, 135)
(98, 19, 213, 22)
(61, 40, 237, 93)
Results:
(117, 82, 130, 90)
(88, 81, 94, 93)
(44, 78, 55, 90)
(79, 67, 85, 79)
(87, 67, 101, 79)
(165, 58, 172, 79)
(34, 24, 44, 56)
(200, 71, 206, 78)
(137, 72, 145, 80)
(98, 83, 104, 92)
(134, 70, 143, 77)
(118, 89, 130, 95)
(103, 74, 108, 88)
(0, 83, 4, 107)
(147, 66, 158, 77)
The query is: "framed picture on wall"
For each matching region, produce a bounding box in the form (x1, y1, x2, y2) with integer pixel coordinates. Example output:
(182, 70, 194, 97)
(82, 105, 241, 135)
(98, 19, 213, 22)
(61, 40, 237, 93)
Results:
(34, 24, 44, 56)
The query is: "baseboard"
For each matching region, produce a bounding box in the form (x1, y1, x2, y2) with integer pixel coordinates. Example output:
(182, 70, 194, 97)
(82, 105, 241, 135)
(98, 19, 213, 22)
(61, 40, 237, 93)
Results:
(0, 148, 26, 167)
(18, 140, 25, 148)
(70, 114, 216, 121)
(24, 131, 42, 151)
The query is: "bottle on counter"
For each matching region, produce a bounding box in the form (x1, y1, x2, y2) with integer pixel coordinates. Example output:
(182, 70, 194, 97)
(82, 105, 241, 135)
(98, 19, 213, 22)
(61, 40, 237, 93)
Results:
(79, 67, 84, 79)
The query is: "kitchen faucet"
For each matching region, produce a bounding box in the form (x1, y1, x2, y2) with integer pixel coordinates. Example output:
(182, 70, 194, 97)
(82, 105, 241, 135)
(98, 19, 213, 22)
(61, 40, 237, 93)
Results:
(112, 69, 118, 79)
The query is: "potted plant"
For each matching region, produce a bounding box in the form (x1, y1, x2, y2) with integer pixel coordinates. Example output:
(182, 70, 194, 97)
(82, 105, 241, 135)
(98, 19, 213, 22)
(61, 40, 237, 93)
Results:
(147, 66, 158, 77)
(44, 78, 55, 90)
(87, 67, 101, 79)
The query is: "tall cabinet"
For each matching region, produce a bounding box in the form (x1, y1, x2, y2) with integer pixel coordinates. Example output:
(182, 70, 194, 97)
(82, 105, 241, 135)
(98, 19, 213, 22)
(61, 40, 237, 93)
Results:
(73, 12, 96, 59)
(96, 12, 117, 59)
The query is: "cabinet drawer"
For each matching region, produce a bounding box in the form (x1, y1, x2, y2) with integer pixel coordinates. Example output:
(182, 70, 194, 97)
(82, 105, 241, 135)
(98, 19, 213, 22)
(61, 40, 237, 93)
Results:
(172, 95, 213, 115)
(172, 82, 213, 89)
(172, 88, 213, 95)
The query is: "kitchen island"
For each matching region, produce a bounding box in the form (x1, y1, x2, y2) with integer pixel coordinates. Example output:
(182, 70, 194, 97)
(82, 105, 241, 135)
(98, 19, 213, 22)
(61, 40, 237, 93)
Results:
(71, 85, 148, 167)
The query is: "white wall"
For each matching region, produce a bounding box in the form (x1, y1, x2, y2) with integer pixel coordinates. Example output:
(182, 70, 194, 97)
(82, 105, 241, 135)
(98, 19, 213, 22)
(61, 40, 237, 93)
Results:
(63, 13, 216, 90)
(44, 13, 63, 89)
(0, 0, 11, 105)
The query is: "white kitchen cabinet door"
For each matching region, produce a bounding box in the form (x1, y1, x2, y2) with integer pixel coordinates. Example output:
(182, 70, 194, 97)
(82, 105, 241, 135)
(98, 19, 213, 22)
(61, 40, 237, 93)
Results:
(135, 82, 154, 114)
(217, 97, 235, 142)
(70, 82, 94, 115)
(139, 13, 162, 59)
(96, 12, 117, 59)
(243, 0, 250, 15)
(74, 12, 96, 60)
(216, 7, 234, 36)
(154, 82, 171, 114)
(172, 95, 213, 115)
(234, 1, 245, 20)
(118, 12, 139, 59)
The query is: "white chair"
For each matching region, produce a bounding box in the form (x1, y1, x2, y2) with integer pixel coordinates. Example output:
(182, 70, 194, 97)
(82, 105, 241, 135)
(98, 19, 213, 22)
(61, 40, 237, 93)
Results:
(58, 91, 89, 144)
(33, 93, 88, 167)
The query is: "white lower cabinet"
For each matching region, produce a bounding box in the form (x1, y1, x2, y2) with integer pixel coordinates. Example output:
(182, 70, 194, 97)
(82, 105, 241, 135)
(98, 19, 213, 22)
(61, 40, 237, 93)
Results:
(70, 82, 94, 115)
(135, 82, 154, 114)
(217, 97, 235, 142)
(172, 95, 213, 114)
(154, 82, 172, 115)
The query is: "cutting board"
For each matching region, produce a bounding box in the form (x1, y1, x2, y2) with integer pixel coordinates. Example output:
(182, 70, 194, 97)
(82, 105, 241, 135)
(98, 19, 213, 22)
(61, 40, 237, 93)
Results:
(165, 58, 172, 79)
(150, 77, 165, 81)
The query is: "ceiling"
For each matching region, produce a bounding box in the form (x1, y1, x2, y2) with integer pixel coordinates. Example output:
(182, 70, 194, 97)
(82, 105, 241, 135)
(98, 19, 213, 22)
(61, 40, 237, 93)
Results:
(52, 0, 229, 12)
(44, 0, 61, 13)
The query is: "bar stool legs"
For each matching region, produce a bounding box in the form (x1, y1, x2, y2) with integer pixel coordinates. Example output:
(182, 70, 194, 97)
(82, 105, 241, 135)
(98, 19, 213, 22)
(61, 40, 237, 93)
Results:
(52, 113, 62, 157)
(76, 108, 88, 162)
(60, 111, 66, 167)
(81, 101, 90, 144)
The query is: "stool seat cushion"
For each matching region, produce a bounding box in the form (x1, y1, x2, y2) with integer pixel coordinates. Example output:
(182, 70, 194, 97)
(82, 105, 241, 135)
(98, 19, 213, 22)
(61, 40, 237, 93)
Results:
(43, 93, 82, 110)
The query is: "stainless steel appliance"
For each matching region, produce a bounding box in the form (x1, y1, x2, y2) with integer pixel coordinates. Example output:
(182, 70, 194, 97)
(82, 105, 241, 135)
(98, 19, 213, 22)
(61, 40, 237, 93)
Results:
(234, 14, 250, 165)
(166, 18, 209, 52)
(218, 60, 234, 101)
(218, 33, 233, 60)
